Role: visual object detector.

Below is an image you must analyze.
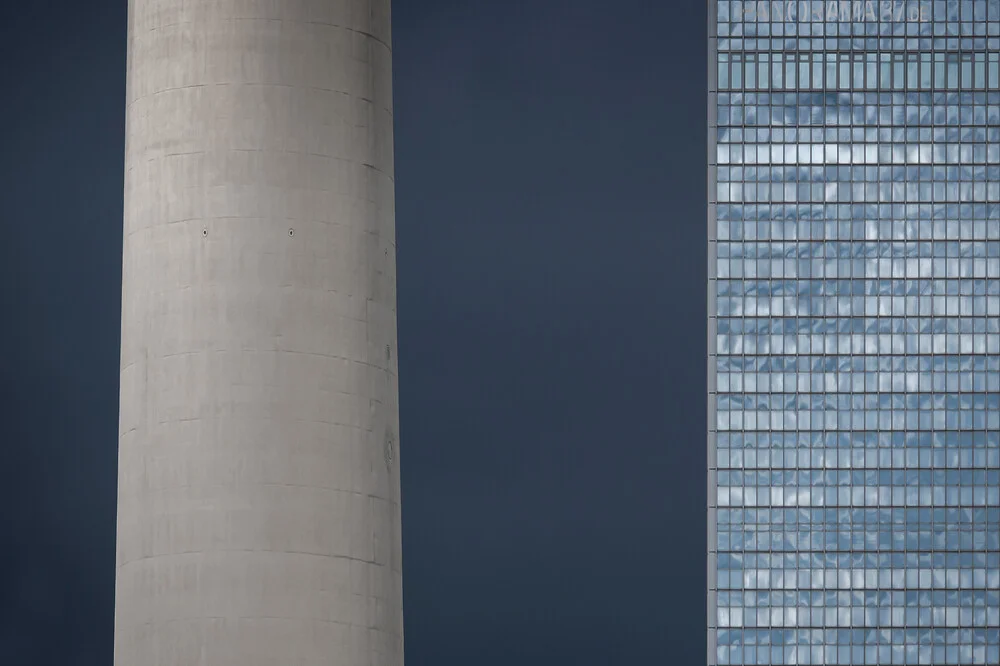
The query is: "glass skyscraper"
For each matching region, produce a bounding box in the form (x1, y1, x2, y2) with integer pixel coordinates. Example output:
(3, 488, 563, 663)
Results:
(709, 2, 1000, 664)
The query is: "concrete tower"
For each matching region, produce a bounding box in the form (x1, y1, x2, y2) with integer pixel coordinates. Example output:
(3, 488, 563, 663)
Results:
(114, 2, 402, 665)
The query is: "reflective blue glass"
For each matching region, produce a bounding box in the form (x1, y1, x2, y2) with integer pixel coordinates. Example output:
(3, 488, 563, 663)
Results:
(710, 2, 1000, 664)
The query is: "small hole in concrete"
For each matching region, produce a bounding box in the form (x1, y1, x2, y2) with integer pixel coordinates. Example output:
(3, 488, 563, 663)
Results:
(202, 229, 208, 237)
(288, 228, 295, 237)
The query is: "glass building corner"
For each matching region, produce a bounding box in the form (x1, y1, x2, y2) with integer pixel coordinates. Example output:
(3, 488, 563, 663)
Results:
(709, 2, 1000, 664)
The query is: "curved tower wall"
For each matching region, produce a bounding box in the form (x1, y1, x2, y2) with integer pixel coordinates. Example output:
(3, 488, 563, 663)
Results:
(115, 2, 402, 664)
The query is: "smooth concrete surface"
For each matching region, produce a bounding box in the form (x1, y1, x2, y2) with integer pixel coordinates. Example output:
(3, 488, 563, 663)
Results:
(115, 2, 402, 664)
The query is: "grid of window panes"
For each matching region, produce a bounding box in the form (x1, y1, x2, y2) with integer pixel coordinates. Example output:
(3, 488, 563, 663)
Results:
(710, 2, 1000, 665)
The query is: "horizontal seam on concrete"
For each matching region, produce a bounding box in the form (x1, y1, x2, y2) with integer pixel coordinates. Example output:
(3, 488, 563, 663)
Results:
(119, 485, 392, 498)
(126, 166, 395, 183)
(116, 421, 396, 439)
(122, 618, 367, 631)
(119, 420, 369, 436)
(119, 357, 397, 375)
(148, 149, 354, 167)
(126, 82, 392, 116)
(128, 215, 357, 225)
(151, 345, 369, 360)
(127, 217, 395, 227)
(117, 420, 401, 438)
(130, 305, 382, 319)
(118, 349, 390, 362)
(123, 219, 398, 240)
(117, 550, 383, 570)
(117, 618, 404, 639)
(140, 350, 395, 369)
(132, 158, 395, 183)
(151, 419, 368, 429)
(134, 18, 392, 54)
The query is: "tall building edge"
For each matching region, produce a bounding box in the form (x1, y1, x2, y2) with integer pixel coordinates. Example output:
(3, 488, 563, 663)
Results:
(708, 4, 1000, 665)
(707, 0, 720, 664)
(114, 2, 403, 664)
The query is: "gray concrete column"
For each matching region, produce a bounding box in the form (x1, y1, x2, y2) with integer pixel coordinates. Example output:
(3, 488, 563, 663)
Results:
(115, 1, 402, 664)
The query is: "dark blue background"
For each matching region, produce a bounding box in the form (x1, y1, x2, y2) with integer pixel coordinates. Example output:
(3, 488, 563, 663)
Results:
(0, 1, 708, 663)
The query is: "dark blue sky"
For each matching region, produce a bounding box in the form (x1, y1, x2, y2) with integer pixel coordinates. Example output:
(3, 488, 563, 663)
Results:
(0, 1, 707, 663)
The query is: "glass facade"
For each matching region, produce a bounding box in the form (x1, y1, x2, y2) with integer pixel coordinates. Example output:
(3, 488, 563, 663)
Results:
(708, 2, 1000, 664)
